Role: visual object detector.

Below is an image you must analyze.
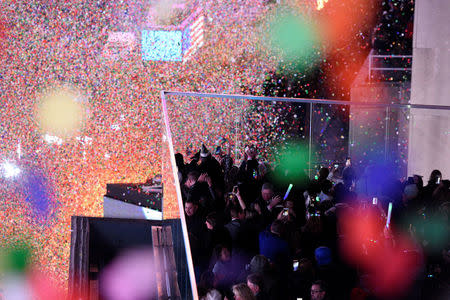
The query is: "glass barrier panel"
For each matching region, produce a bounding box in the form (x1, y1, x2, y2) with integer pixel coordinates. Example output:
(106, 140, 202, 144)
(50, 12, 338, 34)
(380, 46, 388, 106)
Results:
(311, 103, 350, 173)
(349, 106, 388, 176)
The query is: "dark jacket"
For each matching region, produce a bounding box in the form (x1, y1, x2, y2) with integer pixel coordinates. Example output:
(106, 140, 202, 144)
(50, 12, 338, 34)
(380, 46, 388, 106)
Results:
(185, 211, 206, 267)
(225, 218, 242, 248)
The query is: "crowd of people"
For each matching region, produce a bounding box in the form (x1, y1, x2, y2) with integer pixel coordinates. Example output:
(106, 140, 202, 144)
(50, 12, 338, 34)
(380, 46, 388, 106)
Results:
(176, 144, 450, 299)
(0, 0, 427, 291)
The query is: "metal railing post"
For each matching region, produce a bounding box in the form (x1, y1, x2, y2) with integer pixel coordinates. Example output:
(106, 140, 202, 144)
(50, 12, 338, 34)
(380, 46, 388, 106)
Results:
(308, 103, 313, 178)
(384, 106, 390, 162)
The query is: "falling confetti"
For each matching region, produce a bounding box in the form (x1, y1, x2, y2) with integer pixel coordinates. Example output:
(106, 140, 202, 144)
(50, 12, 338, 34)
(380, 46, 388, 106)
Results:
(0, 0, 415, 292)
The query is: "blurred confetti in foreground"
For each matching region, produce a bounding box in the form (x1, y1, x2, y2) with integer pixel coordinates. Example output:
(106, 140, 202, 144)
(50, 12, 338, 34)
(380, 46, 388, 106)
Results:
(264, 7, 322, 72)
(273, 141, 309, 184)
(100, 248, 157, 300)
(22, 167, 56, 224)
(0, 240, 33, 300)
(338, 207, 423, 298)
(36, 86, 87, 137)
(0, 240, 32, 273)
(0, 240, 69, 299)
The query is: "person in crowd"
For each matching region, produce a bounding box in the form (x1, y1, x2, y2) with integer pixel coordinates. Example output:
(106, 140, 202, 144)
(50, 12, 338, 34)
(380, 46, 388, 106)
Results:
(237, 145, 262, 202)
(205, 212, 232, 266)
(314, 246, 354, 298)
(290, 258, 317, 300)
(177, 143, 449, 299)
(257, 161, 272, 183)
(239, 254, 283, 299)
(423, 169, 442, 202)
(246, 273, 267, 300)
(231, 283, 256, 300)
(342, 158, 356, 191)
(311, 280, 329, 300)
(198, 144, 224, 187)
(239, 208, 264, 258)
(222, 154, 239, 192)
(198, 271, 222, 300)
(238, 145, 259, 184)
(300, 216, 326, 258)
(212, 244, 236, 294)
(225, 205, 245, 247)
(182, 170, 217, 212)
(412, 174, 424, 190)
(319, 180, 333, 202)
(185, 199, 207, 278)
(259, 219, 290, 273)
(252, 182, 282, 225)
(175, 152, 186, 183)
(432, 180, 450, 207)
(182, 170, 199, 198)
(307, 167, 332, 204)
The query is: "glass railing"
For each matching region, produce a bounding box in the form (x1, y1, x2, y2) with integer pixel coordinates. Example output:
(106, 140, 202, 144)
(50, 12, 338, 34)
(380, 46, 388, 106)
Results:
(160, 91, 450, 299)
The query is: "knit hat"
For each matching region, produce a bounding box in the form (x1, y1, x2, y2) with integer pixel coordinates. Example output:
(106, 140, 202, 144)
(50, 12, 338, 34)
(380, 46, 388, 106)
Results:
(200, 144, 210, 158)
(315, 246, 332, 266)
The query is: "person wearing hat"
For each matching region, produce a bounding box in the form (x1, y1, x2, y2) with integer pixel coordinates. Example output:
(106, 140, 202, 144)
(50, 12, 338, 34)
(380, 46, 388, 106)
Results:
(198, 144, 223, 189)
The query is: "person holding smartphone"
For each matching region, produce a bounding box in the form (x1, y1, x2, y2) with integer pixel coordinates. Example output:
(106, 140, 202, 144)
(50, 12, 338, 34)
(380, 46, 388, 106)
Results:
(239, 145, 259, 183)
(423, 169, 442, 201)
(250, 182, 282, 225)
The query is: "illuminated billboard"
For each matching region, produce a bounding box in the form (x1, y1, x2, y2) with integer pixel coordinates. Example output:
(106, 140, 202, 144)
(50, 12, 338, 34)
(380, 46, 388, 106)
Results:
(142, 30, 183, 61)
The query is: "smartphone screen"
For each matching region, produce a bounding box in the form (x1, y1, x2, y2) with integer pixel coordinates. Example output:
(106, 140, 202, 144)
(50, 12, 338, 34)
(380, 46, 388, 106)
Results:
(283, 208, 289, 216)
(293, 260, 299, 271)
(372, 197, 378, 205)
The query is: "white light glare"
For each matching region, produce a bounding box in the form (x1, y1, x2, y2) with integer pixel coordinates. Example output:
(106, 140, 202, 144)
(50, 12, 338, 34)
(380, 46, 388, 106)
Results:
(44, 133, 63, 145)
(2, 162, 21, 178)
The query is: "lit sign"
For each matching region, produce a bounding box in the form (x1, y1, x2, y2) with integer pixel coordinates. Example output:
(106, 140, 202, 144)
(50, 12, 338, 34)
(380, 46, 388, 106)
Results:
(142, 30, 183, 61)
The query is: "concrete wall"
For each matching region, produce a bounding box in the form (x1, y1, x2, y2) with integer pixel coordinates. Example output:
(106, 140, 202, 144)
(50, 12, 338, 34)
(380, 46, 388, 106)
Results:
(408, 0, 450, 178)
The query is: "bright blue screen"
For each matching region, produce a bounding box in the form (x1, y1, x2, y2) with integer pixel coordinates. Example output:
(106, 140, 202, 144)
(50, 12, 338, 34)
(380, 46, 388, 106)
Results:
(142, 30, 183, 61)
